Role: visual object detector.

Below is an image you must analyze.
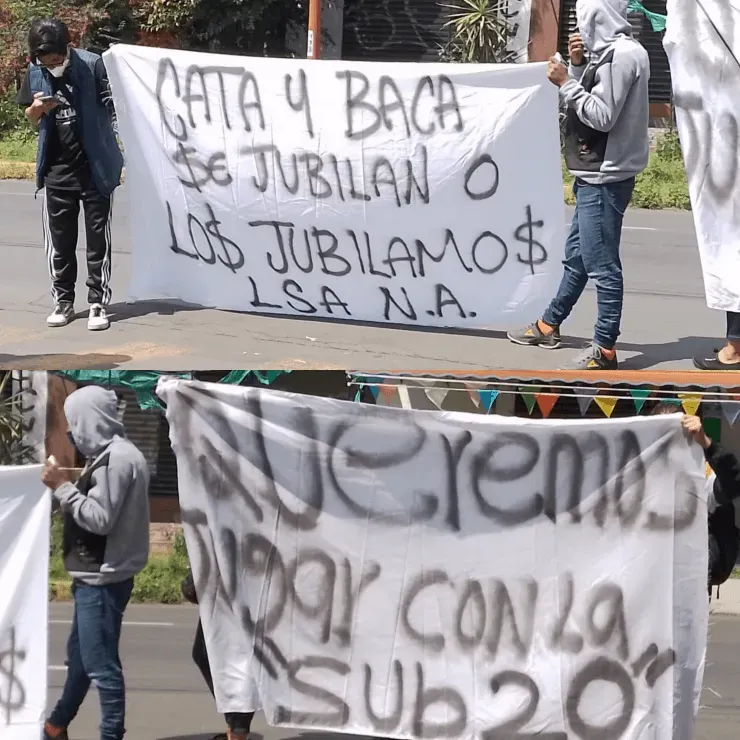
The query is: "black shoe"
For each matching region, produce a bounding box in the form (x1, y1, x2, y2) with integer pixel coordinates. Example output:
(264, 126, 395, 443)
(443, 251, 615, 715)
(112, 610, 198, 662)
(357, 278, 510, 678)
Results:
(561, 343, 618, 370)
(507, 321, 562, 349)
(693, 352, 740, 370)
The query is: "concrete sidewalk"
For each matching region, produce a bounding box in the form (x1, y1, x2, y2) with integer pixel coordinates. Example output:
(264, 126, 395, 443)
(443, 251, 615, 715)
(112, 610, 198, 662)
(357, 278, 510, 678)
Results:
(711, 578, 740, 615)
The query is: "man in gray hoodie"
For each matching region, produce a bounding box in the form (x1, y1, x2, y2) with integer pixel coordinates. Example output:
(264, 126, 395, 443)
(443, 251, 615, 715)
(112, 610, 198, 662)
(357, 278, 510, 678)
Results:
(508, 0, 650, 370)
(41, 385, 150, 740)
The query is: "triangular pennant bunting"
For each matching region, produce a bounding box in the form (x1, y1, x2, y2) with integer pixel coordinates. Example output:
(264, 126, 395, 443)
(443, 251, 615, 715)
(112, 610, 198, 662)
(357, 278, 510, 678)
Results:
(379, 384, 396, 403)
(362, 376, 380, 400)
(576, 387, 599, 416)
(594, 394, 619, 418)
(535, 392, 559, 419)
(519, 387, 540, 415)
(722, 400, 740, 426)
(424, 387, 449, 409)
(629, 389, 651, 413)
(467, 384, 482, 408)
(679, 393, 702, 416)
(478, 389, 499, 413)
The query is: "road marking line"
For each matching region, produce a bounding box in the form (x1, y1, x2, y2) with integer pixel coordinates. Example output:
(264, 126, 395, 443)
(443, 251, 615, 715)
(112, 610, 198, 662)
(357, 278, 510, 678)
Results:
(50, 620, 175, 627)
(49, 665, 67, 671)
(624, 226, 658, 231)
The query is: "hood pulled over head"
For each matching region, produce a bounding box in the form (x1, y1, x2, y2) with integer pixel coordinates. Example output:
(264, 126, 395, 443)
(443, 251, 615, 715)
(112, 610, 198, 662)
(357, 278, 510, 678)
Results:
(577, 0, 631, 54)
(64, 386, 124, 458)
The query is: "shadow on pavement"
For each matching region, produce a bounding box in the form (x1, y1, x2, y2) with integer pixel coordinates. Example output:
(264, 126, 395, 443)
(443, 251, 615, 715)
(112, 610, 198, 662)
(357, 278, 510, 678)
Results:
(107, 299, 203, 324)
(612, 335, 721, 370)
(0, 353, 130, 370)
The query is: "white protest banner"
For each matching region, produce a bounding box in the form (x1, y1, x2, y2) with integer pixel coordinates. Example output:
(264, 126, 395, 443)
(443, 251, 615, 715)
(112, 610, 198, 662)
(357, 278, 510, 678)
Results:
(104, 45, 564, 329)
(664, 0, 740, 312)
(0, 465, 49, 740)
(505, 0, 534, 62)
(158, 379, 708, 740)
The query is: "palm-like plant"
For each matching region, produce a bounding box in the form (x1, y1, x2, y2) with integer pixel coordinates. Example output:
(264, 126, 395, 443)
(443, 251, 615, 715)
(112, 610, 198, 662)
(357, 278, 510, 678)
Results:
(440, 0, 513, 64)
(0, 371, 34, 466)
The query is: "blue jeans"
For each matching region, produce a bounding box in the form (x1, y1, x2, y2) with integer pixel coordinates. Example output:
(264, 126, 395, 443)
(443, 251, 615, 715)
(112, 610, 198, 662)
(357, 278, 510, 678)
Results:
(543, 177, 635, 350)
(50, 578, 134, 740)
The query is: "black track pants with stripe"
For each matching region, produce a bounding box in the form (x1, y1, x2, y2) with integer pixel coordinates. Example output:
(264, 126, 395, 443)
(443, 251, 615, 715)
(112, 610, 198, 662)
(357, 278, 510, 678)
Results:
(42, 187, 113, 306)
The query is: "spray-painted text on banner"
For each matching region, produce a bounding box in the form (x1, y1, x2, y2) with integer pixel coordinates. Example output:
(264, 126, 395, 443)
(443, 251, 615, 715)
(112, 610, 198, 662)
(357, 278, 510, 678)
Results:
(158, 380, 708, 740)
(106, 46, 564, 328)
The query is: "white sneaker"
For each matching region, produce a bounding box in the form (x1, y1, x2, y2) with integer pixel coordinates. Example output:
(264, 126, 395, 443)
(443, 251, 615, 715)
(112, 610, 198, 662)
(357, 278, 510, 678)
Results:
(47, 302, 75, 327)
(87, 304, 110, 331)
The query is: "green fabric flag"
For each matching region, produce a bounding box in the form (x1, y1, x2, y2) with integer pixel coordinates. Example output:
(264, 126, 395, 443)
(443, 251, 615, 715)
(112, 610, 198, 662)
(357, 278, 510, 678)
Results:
(628, 0, 667, 33)
(629, 388, 652, 413)
(54, 370, 289, 411)
(519, 386, 540, 415)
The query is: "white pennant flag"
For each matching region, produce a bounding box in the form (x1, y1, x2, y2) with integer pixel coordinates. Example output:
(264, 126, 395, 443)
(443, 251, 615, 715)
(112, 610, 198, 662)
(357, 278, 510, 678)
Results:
(424, 387, 449, 410)
(721, 400, 740, 427)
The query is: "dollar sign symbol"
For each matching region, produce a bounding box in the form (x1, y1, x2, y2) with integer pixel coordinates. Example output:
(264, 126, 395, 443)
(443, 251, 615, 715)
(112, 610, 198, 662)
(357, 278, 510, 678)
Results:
(0, 628, 27, 725)
(204, 204, 245, 274)
(515, 205, 548, 275)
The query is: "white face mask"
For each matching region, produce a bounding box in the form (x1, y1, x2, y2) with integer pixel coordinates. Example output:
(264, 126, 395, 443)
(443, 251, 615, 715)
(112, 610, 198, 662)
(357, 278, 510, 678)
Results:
(48, 57, 70, 78)
(41, 48, 70, 78)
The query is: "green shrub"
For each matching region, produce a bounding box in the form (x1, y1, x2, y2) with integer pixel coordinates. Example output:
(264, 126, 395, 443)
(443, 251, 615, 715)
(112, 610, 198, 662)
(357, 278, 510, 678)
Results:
(49, 513, 67, 581)
(132, 553, 189, 603)
(654, 128, 683, 162)
(0, 89, 26, 135)
(0, 129, 37, 162)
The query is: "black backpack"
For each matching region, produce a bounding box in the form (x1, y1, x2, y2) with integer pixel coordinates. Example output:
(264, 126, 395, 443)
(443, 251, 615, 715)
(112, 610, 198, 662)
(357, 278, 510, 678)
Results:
(708, 499, 739, 594)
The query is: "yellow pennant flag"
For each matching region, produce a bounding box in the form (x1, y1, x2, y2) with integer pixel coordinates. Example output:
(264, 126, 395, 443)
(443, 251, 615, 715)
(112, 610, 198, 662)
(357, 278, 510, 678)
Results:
(679, 393, 702, 416)
(594, 395, 618, 418)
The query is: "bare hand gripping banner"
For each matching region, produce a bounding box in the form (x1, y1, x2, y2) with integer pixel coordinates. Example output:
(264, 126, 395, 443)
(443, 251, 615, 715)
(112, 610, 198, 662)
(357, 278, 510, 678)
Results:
(157, 379, 709, 740)
(104, 46, 565, 329)
(0, 465, 50, 740)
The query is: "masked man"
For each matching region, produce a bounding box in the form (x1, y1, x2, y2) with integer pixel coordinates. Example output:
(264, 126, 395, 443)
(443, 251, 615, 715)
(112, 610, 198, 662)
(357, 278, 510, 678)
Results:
(41, 386, 150, 740)
(508, 0, 650, 370)
(16, 18, 123, 331)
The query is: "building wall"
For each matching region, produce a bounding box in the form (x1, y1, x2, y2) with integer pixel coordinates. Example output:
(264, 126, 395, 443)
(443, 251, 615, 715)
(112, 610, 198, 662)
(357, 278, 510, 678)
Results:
(529, 0, 561, 62)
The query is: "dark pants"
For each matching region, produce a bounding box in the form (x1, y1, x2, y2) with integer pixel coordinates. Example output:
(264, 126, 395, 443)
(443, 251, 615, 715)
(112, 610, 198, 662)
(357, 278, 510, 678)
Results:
(192, 620, 254, 734)
(543, 177, 636, 350)
(49, 578, 134, 740)
(42, 187, 113, 306)
(727, 312, 740, 341)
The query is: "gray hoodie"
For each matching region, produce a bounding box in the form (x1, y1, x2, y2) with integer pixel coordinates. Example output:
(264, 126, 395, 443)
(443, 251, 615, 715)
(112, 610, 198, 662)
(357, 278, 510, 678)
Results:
(560, 0, 650, 184)
(54, 386, 150, 586)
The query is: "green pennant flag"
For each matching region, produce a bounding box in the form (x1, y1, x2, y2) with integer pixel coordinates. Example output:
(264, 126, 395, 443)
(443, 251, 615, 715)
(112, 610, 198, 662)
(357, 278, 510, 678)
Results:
(630, 389, 651, 413)
(519, 386, 540, 415)
(628, 0, 667, 33)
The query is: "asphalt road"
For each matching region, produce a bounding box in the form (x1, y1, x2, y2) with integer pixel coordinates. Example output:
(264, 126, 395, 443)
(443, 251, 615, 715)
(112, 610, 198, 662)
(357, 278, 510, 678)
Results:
(0, 181, 722, 370)
(45, 603, 739, 740)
